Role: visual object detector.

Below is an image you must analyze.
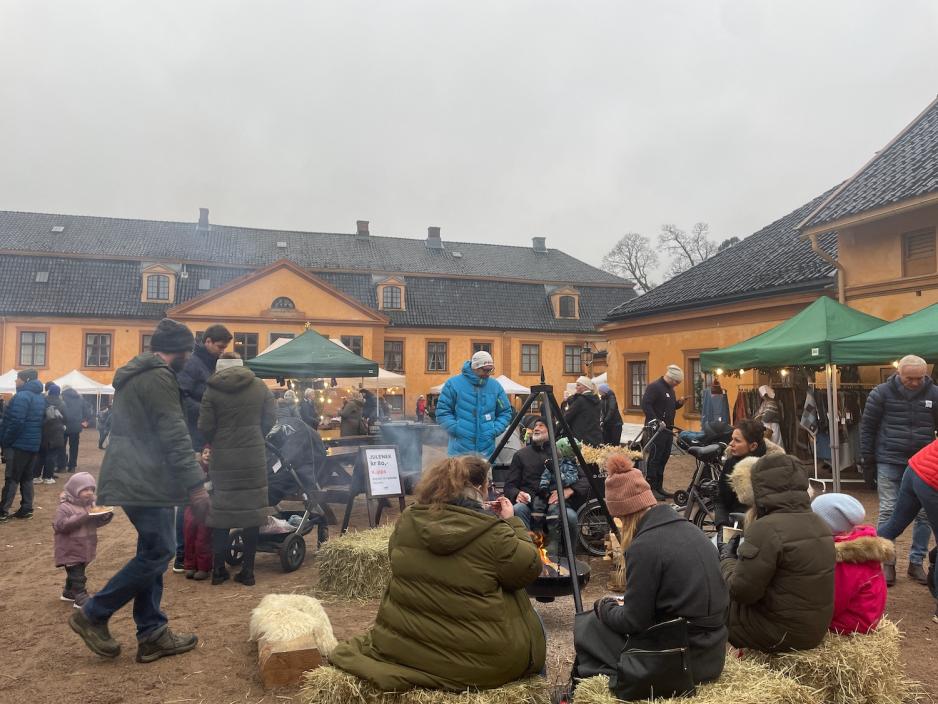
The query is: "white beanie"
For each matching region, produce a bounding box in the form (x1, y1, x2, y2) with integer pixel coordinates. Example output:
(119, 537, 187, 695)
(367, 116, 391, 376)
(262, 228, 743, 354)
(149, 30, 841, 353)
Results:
(283, 390, 297, 402)
(664, 364, 684, 383)
(216, 357, 244, 372)
(575, 375, 595, 392)
(470, 351, 495, 369)
(811, 493, 865, 534)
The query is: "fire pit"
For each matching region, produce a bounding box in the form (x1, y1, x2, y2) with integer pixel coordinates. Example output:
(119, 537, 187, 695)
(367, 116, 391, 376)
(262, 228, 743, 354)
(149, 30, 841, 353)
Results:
(526, 545, 591, 602)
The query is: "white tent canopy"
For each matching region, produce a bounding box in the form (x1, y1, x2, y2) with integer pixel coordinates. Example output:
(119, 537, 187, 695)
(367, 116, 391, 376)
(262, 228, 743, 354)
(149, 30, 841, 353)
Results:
(258, 336, 294, 356)
(429, 375, 530, 396)
(0, 369, 18, 394)
(53, 369, 115, 395)
(329, 339, 406, 390)
(591, 372, 607, 387)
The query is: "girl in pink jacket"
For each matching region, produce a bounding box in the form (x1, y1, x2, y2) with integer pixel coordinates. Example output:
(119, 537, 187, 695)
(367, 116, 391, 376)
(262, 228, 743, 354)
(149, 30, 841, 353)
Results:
(812, 493, 894, 634)
(53, 472, 113, 607)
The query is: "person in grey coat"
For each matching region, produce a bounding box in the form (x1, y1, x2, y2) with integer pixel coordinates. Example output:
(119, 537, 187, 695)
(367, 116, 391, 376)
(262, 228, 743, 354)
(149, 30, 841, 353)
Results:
(859, 355, 938, 586)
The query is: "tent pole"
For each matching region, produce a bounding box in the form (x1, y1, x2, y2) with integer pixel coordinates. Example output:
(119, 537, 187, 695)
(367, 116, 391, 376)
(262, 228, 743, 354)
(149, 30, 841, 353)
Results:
(825, 364, 842, 492)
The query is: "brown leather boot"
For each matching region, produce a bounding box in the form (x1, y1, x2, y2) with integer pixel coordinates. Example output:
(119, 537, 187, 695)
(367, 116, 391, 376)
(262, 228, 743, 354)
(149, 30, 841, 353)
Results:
(884, 561, 896, 587)
(908, 562, 929, 585)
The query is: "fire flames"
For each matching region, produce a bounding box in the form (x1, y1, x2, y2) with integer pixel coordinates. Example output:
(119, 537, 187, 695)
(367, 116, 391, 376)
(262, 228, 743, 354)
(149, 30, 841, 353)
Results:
(530, 531, 570, 577)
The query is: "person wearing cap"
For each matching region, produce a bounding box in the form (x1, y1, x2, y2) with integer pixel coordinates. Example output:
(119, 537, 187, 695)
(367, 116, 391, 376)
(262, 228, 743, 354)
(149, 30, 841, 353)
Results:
(0, 369, 45, 520)
(859, 354, 938, 587)
(70, 318, 210, 664)
(435, 351, 512, 457)
(35, 382, 67, 484)
(563, 376, 602, 447)
(574, 454, 728, 688)
(598, 383, 623, 445)
(720, 453, 835, 652)
(812, 493, 892, 634)
(641, 364, 689, 500)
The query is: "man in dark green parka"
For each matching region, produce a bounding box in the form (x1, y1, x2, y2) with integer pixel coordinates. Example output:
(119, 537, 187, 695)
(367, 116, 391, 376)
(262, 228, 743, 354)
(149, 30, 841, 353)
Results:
(721, 453, 835, 652)
(70, 319, 210, 664)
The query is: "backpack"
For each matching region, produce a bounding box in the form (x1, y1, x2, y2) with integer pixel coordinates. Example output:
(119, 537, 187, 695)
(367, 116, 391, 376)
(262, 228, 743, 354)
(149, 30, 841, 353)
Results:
(45, 403, 64, 422)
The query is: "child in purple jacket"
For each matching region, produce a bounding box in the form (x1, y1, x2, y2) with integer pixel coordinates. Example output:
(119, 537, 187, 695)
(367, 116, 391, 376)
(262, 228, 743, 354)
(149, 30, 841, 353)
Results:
(53, 472, 113, 607)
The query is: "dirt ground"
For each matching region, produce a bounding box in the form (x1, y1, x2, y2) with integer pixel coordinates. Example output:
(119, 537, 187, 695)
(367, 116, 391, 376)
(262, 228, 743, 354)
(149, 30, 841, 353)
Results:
(1, 437, 936, 703)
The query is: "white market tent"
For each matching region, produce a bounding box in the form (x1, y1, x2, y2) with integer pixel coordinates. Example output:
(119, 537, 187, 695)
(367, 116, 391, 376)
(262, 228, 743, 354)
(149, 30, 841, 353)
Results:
(429, 375, 530, 396)
(53, 369, 115, 395)
(258, 336, 294, 356)
(591, 372, 607, 387)
(329, 339, 407, 390)
(0, 369, 18, 394)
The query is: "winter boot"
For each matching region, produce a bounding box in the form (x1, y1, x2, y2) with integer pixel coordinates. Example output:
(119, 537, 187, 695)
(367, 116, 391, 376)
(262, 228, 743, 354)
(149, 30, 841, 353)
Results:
(135, 627, 198, 663)
(233, 571, 255, 587)
(192, 570, 211, 581)
(884, 561, 897, 587)
(69, 609, 121, 658)
(211, 566, 230, 585)
(908, 562, 929, 585)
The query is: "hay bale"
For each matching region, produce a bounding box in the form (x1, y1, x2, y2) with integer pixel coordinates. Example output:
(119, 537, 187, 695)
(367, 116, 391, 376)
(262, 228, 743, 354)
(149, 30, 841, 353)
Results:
(300, 665, 552, 704)
(316, 524, 395, 600)
(250, 593, 338, 656)
(572, 657, 816, 704)
(748, 619, 923, 704)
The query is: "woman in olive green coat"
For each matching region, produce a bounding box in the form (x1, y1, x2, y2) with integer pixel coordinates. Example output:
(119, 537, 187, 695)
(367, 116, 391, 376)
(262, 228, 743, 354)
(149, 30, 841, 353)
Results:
(330, 455, 546, 691)
(198, 356, 276, 586)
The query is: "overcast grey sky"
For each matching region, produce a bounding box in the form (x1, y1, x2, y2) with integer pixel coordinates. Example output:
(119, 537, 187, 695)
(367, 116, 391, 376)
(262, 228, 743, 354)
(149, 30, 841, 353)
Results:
(2, 1, 937, 271)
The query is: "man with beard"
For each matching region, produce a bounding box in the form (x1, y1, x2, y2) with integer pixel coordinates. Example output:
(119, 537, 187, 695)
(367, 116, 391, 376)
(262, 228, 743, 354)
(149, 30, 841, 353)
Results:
(504, 417, 589, 556)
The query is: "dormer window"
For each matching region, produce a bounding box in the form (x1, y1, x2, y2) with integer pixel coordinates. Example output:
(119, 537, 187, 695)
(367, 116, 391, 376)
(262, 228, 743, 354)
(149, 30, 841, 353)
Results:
(549, 287, 580, 319)
(147, 275, 170, 301)
(272, 296, 295, 310)
(376, 277, 406, 311)
(140, 264, 178, 304)
(559, 295, 576, 318)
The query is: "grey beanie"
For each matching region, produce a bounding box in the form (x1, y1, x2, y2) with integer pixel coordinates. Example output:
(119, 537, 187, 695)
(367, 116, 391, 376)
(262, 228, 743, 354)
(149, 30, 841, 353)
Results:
(811, 492, 865, 534)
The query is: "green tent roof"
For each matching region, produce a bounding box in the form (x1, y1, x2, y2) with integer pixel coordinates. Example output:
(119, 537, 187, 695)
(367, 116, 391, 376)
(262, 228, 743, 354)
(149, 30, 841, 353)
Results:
(246, 330, 379, 379)
(830, 302, 938, 365)
(699, 297, 885, 371)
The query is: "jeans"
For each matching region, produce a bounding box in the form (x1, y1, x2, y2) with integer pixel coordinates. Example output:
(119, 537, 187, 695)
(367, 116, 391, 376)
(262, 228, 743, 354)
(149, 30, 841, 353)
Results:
(879, 469, 938, 560)
(65, 432, 80, 470)
(878, 463, 930, 565)
(1, 449, 36, 514)
(645, 432, 673, 487)
(84, 506, 175, 641)
(513, 501, 578, 555)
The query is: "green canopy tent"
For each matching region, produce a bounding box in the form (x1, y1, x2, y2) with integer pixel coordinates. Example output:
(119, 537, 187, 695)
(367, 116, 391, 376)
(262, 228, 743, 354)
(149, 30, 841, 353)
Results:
(247, 330, 379, 379)
(830, 302, 938, 364)
(700, 297, 886, 491)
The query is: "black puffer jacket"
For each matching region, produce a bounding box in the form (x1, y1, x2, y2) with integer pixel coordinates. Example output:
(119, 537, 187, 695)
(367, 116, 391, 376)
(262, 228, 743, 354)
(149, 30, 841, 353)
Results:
(577, 504, 728, 684)
(642, 377, 684, 427)
(601, 391, 623, 445)
(860, 374, 938, 465)
(504, 441, 590, 511)
(563, 392, 602, 446)
(177, 344, 217, 450)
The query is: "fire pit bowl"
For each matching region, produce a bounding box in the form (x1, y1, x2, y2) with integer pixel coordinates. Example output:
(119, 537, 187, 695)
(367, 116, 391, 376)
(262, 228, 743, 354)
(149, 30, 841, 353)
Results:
(526, 558, 591, 602)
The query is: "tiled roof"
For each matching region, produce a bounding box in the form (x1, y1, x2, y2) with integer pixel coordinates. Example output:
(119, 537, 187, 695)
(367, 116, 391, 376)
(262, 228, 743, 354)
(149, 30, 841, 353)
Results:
(605, 190, 838, 321)
(803, 97, 938, 229)
(0, 255, 631, 333)
(0, 210, 628, 285)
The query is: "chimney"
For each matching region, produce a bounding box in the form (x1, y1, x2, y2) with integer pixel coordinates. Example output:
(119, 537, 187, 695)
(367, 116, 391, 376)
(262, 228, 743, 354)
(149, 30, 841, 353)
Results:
(426, 226, 443, 249)
(356, 220, 370, 237)
(532, 236, 547, 253)
(197, 207, 210, 231)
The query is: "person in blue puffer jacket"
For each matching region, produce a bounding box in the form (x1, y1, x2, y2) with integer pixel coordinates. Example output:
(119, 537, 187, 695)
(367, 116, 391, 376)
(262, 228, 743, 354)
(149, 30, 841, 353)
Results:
(0, 370, 46, 520)
(435, 351, 513, 458)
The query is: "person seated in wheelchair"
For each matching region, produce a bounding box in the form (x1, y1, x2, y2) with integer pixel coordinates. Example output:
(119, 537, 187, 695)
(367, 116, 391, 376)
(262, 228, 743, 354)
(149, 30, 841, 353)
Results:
(713, 419, 783, 529)
(505, 417, 590, 556)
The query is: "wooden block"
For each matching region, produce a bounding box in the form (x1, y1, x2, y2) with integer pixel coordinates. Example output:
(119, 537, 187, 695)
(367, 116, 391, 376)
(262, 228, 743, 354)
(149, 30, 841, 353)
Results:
(258, 634, 322, 689)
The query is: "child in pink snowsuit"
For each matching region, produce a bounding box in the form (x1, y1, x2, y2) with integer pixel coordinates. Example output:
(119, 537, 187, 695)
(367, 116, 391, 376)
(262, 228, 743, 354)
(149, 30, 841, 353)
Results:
(53, 472, 113, 607)
(812, 493, 893, 634)
(184, 446, 214, 580)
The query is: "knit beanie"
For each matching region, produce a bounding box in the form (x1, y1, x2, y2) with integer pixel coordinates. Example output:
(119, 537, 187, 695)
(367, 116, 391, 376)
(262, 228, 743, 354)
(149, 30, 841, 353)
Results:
(604, 454, 656, 516)
(215, 357, 244, 372)
(811, 492, 865, 534)
(17, 369, 38, 383)
(149, 318, 195, 353)
(46, 383, 61, 397)
(598, 383, 611, 394)
(470, 351, 494, 370)
(576, 375, 596, 392)
(283, 390, 297, 402)
(664, 364, 684, 383)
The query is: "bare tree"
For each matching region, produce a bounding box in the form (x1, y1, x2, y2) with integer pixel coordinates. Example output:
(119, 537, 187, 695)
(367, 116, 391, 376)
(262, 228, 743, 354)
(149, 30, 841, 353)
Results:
(602, 232, 658, 293)
(658, 221, 717, 278)
(718, 236, 740, 251)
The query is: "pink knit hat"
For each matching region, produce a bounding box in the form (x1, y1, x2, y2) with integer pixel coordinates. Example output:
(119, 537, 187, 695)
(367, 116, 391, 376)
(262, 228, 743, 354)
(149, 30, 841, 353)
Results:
(604, 455, 657, 516)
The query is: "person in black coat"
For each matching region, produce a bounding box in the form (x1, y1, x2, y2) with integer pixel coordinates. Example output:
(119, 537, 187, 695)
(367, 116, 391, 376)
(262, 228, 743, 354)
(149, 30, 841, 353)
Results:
(177, 325, 232, 451)
(505, 417, 590, 555)
(641, 364, 688, 499)
(713, 420, 777, 528)
(61, 386, 90, 472)
(563, 377, 602, 447)
(598, 383, 623, 445)
(300, 388, 321, 430)
(574, 455, 728, 690)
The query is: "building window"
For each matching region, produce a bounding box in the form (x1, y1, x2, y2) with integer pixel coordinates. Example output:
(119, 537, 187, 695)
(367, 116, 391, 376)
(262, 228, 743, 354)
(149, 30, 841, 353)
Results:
(558, 295, 577, 318)
(141, 334, 152, 353)
(564, 344, 582, 375)
(19, 330, 47, 367)
(146, 274, 170, 301)
(521, 343, 541, 374)
(427, 341, 448, 372)
(272, 296, 295, 309)
(903, 228, 936, 277)
(341, 335, 364, 357)
(688, 358, 714, 414)
(382, 286, 402, 310)
(234, 332, 259, 360)
(472, 341, 493, 354)
(384, 340, 404, 372)
(269, 332, 295, 345)
(85, 333, 112, 368)
(627, 360, 648, 410)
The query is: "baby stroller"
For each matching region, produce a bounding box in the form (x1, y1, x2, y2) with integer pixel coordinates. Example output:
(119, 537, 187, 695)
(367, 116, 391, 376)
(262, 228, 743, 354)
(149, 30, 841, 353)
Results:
(224, 441, 329, 573)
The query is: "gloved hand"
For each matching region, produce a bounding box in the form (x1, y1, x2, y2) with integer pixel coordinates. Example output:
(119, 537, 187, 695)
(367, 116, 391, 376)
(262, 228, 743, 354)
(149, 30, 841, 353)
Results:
(593, 596, 619, 619)
(720, 534, 741, 561)
(189, 485, 211, 522)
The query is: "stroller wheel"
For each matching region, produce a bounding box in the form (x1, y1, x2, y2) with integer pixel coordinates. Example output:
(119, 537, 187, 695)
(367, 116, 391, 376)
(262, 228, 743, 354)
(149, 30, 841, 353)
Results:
(576, 500, 610, 557)
(226, 530, 244, 567)
(279, 533, 306, 572)
(672, 489, 689, 507)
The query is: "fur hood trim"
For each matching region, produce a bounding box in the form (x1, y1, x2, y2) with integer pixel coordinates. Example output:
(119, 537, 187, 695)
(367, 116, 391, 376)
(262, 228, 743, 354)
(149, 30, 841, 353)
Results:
(764, 439, 785, 456)
(835, 535, 896, 564)
(730, 456, 758, 506)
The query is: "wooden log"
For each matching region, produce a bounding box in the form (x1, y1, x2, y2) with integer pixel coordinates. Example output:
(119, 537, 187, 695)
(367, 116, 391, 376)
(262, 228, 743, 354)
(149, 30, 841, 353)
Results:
(258, 634, 322, 689)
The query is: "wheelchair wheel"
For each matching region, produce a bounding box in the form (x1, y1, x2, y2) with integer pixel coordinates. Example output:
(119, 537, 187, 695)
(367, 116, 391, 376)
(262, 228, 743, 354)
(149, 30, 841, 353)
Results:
(576, 499, 610, 557)
(689, 501, 716, 537)
(225, 530, 244, 567)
